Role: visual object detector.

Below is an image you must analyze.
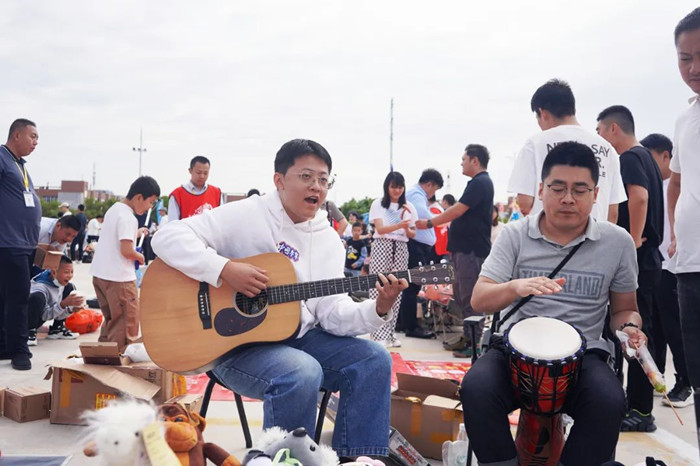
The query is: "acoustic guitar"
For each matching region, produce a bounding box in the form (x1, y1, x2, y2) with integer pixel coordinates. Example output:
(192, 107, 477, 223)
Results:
(140, 253, 453, 374)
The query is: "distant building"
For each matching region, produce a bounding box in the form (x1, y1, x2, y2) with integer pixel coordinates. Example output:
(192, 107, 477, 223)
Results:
(35, 180, 116, 207)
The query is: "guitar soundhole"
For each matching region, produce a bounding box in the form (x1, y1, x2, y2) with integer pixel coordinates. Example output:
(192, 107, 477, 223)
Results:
(235, 291, 269, 316)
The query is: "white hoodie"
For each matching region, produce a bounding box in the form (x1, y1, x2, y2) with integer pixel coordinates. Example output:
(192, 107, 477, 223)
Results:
(151, 191, 390, 338)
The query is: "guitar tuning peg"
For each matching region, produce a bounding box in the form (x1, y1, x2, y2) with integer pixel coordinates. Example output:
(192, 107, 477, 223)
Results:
(429, 260, 434, 265)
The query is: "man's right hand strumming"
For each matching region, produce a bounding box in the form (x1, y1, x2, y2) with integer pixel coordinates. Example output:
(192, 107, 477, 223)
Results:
(220, 261, 269, 297)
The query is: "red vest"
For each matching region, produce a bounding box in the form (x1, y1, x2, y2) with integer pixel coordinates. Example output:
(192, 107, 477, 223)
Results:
(170, 185, 222, 219)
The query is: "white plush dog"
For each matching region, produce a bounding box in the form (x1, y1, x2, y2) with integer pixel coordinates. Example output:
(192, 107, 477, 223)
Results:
(83, 398, 158, 466)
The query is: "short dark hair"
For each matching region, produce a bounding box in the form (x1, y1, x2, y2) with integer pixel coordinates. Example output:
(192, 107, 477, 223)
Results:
(530, 79, 576, 118)
(640, 133, 673, 158)
(274, 139, 332, 175)
(492, 205, 500, 227)
(96, 214, 104, 219)
(442, 194, 456, 206)
(541, 141, 599, 186)
(246, 188, 260, 197)
(597, 105, 635, 135)
(8, 119, 36, 140)
(126, 176, 161, 200)
(352, 222, 363, 229)
(675, 7, 700, 44)
(348, 211, 361, 220)
(418, 168, 444, 188)
(58, 215, 81, 231)
(381, 171, 406, 209)
(59, 255, 72, 266)
(465, 144, 490, 169)
(190, 156, 210, 168)
(78, 204, 85, 211)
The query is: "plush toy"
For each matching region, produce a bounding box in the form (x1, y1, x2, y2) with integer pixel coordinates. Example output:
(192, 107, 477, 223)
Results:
(158, 402, 241, 466)
(247, 426, 339, 466)
(82, 398, 157, 466)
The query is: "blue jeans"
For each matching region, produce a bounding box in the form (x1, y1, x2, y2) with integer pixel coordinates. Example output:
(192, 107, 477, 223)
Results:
(677, 273, 700, 389)
(212, 328, 392, 457)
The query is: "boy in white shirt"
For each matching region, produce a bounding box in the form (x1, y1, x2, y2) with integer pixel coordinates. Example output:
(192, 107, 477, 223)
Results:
(90, 176, 160, 351)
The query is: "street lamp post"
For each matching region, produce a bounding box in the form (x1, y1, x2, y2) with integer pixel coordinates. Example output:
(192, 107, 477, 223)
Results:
(132, 128, 147, 176)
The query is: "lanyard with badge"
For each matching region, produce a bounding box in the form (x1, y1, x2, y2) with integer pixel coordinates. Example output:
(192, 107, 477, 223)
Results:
(13, 157, 35, 207)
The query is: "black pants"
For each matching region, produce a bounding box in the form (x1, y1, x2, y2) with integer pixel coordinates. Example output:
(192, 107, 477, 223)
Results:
(460, 342, 625, 465)
(652, 270, 688, 381)
(27, 283, 75, 330)
(397, 239, 432, 331)
(0, 248, 33, 356)
(70, 232, 86, 261)
(87, 235, 99, 243)
(626, 268, 661, 414)
(677, 272, 700, 389)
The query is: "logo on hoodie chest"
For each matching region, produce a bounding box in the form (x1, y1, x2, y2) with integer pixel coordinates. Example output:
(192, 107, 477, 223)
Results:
(277, 241, 300, 262)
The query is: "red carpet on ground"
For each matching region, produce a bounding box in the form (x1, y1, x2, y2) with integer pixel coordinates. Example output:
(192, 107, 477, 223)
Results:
(186, 352, 471, 402)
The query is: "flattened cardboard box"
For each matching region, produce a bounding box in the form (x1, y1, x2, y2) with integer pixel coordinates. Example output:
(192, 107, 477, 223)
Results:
(390, 373, 463, 460)
(46, 360, 161, 425)
(34, 243, 64, 271)
(3, 386, 51, 423)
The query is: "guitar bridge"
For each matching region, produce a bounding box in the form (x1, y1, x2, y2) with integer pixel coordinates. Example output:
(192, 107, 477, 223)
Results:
(198, 282, 212, 330)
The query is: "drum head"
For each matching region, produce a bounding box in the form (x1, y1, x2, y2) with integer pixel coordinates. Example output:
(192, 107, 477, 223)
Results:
(508, 317, 581, 360)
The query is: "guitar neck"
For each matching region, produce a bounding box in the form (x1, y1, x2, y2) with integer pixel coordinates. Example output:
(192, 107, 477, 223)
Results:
(266, 270, 411, 304)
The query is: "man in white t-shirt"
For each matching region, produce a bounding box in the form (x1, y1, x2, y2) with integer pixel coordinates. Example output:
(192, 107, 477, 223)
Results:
(667, 7, 700, 414)
(90, 176, 160, 351)
(508, 79, 626, 222)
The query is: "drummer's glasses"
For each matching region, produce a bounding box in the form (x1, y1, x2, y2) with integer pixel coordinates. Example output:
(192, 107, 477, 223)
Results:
(545, 183, 594, 200)
(289, 170, 335, 190)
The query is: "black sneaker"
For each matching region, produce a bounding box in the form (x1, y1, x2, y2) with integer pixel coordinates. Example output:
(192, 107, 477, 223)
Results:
(28, 329, 38, 347)
(663, 380, 694, 408)
(620, 409, 656, 432)
(11, 353, 31, 371)
(47, 325, 78, 340)
(404, 326, 435, 339)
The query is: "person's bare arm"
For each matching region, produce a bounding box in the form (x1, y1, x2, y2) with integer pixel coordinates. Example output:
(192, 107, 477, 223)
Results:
(668, 172, 681, 257)
(516, 194, 534, 216)
(373, 218, 410, 235)
(120, 239, 144, 265)
(470, 275, 565, 314)
(335, 218, 348, 237)
(607, 203, 619, 224)
(416, 203, 468, 229)
(609, 290, 646, 348)
(626, 184, 648, 248)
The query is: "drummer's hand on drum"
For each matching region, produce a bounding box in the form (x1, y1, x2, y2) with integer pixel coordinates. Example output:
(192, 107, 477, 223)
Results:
(511, 277, 566, 297)
(220, 261, 269, 297)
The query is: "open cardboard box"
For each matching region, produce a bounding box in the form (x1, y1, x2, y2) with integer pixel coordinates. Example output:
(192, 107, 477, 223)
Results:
(390, 373, 463, 460)
(34, 243, 64, 271)
(79, 341, 128, 365)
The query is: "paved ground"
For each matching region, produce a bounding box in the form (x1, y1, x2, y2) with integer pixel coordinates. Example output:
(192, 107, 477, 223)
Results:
(0, 262, 698, 465)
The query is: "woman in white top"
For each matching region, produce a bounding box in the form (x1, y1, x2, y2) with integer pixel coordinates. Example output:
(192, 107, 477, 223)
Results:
(368, 171, 417, 347)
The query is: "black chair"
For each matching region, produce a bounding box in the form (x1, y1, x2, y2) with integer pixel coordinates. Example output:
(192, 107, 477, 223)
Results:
(199, 370, 332, 448)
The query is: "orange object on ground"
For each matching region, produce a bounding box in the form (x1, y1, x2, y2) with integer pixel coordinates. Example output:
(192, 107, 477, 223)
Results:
(66, 309, 104, 334)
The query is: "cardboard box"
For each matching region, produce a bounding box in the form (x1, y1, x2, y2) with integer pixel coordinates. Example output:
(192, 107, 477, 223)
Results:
(117, 362, 186, 405)
(80, 342, 124, 365)
(3, 386, 51, 423)
(166, 394, 203, 414)
(390, 373, 463, 460)
(46, 360, 161, 425)
(34, 243, 64, 271)
(0, 387, 6, 417)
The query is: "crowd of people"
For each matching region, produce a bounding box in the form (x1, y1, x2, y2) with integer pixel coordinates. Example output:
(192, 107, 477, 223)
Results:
(2, 7, 700, 464)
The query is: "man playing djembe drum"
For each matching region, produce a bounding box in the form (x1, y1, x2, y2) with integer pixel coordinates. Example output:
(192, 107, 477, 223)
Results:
(461, 141, 646, 466)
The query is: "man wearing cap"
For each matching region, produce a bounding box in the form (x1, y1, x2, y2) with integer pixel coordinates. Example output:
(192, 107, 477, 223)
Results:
(0, 118, 40, 371)
(59, 202, 72, 217)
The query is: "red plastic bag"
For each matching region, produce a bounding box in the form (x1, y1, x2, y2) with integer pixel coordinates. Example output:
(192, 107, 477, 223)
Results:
(66, 309, 104, 334)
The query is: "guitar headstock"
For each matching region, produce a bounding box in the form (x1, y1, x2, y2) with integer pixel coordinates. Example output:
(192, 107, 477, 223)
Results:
(408, 262, 454, 285)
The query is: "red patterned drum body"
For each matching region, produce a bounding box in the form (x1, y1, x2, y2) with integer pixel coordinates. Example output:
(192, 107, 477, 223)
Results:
(504, 316, 586, 416)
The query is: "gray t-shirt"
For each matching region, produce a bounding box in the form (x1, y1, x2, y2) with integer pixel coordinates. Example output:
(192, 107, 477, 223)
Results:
(481, 213, 638, 352)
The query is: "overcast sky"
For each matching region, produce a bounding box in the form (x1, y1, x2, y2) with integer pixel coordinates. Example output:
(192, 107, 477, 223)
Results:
(1, 1, 697, 205)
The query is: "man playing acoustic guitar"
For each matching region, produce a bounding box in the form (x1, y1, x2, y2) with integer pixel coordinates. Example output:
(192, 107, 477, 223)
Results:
(152, 139, 408, 461)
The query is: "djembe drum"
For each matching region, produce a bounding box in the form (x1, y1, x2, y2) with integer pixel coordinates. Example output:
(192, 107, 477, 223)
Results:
(504, 317, 587, 465)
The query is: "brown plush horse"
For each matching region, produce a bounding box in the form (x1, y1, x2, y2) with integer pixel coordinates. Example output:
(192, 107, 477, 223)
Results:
(158, 403, 241, 466)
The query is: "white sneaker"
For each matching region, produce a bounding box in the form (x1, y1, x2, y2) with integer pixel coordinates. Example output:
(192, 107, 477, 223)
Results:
(47, 327, 78, 340)
(379, 338, 402, 348)
(28, 331, 38, 346)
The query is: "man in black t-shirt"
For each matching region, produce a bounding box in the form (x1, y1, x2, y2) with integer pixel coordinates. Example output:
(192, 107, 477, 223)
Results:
(417, 144, 494, 355)
(597, 105, 664, 432)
